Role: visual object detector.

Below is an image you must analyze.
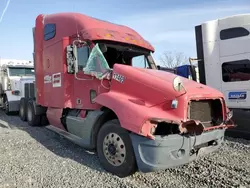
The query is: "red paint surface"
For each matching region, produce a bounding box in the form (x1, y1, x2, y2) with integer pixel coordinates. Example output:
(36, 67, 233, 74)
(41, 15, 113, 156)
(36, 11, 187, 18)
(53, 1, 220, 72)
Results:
(41, 13, 154, 52)
(46, 108, 65, 130)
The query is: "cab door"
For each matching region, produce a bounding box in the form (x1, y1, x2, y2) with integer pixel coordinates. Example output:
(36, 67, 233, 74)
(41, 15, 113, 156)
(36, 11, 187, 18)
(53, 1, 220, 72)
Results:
(73, 43, 110, 110)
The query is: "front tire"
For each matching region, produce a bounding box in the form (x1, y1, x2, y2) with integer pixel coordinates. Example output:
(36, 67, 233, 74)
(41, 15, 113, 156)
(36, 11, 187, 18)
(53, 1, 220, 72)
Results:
(27, 100, 41, 126)
(97, 119, 137, 178)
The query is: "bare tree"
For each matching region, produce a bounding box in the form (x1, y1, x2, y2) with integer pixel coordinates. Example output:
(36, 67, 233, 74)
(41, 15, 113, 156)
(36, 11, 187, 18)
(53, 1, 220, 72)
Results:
(159, 51, 188, 68)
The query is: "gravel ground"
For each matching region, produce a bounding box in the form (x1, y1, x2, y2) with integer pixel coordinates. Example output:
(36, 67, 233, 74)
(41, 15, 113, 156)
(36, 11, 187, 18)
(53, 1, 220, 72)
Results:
(0, 111, 249, 188)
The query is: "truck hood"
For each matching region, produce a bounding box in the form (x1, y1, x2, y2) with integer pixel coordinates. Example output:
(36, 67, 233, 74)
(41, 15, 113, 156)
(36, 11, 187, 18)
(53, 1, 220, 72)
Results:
(9, 76, 35, 81)
(9, 76, 35, 91)
(96, 64, 233, 140)
(111, 64, 224, 108)
(9, 76, 35, 80)
(137, 68, 224, 99)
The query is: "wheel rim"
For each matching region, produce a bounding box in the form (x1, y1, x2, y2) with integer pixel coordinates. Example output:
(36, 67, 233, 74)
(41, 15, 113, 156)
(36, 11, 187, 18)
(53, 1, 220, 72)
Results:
(27, 106, 32, 122)
(103, 132, 126, 166)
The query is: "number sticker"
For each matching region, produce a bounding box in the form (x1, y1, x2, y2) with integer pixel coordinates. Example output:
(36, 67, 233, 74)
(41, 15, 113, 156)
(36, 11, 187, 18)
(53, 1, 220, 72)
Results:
(112, 73, 125, 83)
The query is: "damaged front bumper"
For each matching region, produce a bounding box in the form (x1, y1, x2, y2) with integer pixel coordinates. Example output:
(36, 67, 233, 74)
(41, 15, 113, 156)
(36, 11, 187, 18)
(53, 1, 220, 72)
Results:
(129, 128, 225, 173)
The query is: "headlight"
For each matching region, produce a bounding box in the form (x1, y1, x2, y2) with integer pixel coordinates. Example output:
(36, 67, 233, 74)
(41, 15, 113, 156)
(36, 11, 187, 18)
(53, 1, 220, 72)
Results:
(11, 90, 20, 95)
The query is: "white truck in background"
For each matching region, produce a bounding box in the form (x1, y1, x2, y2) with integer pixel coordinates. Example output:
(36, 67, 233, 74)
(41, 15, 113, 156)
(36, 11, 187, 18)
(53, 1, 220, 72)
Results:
(0, 59, 35, 115)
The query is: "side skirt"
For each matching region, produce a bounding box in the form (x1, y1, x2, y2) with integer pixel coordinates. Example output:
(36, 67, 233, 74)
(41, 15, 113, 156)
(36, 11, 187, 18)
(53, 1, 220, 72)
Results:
(46, 125, 95, 151)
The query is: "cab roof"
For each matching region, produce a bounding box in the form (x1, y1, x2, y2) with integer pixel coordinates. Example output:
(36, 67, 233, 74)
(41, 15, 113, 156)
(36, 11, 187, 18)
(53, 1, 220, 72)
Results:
(38, 12, 155, 52)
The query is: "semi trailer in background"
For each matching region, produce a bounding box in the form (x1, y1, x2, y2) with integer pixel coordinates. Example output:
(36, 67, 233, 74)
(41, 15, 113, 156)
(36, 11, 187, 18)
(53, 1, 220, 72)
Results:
(16, 12, 235, 177)
(0, 59, 35, 114)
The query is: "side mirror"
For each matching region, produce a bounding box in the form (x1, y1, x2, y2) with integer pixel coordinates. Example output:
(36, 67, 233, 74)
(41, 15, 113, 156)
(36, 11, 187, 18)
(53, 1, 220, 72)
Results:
(66, 45, 78, 74)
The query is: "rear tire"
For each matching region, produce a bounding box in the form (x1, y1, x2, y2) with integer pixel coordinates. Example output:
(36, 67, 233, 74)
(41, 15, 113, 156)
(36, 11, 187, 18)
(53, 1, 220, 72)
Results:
(96, 119, 137, 178)
(19, 98, 28, 121)
(27, 100, 41, 126)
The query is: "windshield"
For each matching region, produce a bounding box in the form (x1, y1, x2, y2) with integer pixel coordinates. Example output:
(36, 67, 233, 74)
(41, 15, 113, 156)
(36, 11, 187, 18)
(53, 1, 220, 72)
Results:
(82, 43, 157, 79)
(131, 54, 151, 68)
(8, 67, 34, 76)
(96, 42, 157, 69)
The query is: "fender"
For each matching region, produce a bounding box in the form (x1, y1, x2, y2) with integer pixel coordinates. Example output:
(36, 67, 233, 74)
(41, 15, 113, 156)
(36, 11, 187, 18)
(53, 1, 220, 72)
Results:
(4, 91, 21, 112)
(5, 90, 21, 102)
(94, 91, 153, 136)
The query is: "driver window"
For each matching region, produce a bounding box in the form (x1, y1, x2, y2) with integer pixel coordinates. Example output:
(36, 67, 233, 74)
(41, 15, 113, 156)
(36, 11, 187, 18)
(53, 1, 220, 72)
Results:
(132, 55, 149, 68)
(77, 46, 89, 71)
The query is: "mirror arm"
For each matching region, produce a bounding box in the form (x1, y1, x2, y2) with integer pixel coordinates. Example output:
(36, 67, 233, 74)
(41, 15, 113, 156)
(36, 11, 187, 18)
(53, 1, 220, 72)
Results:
(72, 45, 78, 73)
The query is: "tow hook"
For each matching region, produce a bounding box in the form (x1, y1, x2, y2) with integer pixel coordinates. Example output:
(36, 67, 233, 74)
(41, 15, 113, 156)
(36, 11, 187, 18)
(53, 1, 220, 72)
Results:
(189, 148, 196, 156)
(211, 140, 218, 146)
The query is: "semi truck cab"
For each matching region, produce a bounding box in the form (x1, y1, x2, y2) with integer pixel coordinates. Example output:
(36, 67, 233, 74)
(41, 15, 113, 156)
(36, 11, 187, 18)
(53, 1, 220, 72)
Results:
(0, 61, 35, 114)
(20, 12, 235, 177)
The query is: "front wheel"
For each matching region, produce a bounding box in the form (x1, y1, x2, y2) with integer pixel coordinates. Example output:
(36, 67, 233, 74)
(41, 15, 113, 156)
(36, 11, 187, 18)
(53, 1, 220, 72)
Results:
(96, 119, 137, 178)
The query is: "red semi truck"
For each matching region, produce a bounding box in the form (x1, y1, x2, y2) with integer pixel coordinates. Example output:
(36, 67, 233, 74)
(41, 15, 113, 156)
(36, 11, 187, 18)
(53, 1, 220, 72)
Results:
(19, 12, 235, 177)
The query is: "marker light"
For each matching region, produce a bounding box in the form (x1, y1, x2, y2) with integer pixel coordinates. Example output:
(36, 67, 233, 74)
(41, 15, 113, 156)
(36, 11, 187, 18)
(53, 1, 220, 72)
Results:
(226, 110, 233, 121)
(171, 99, 178, 109)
